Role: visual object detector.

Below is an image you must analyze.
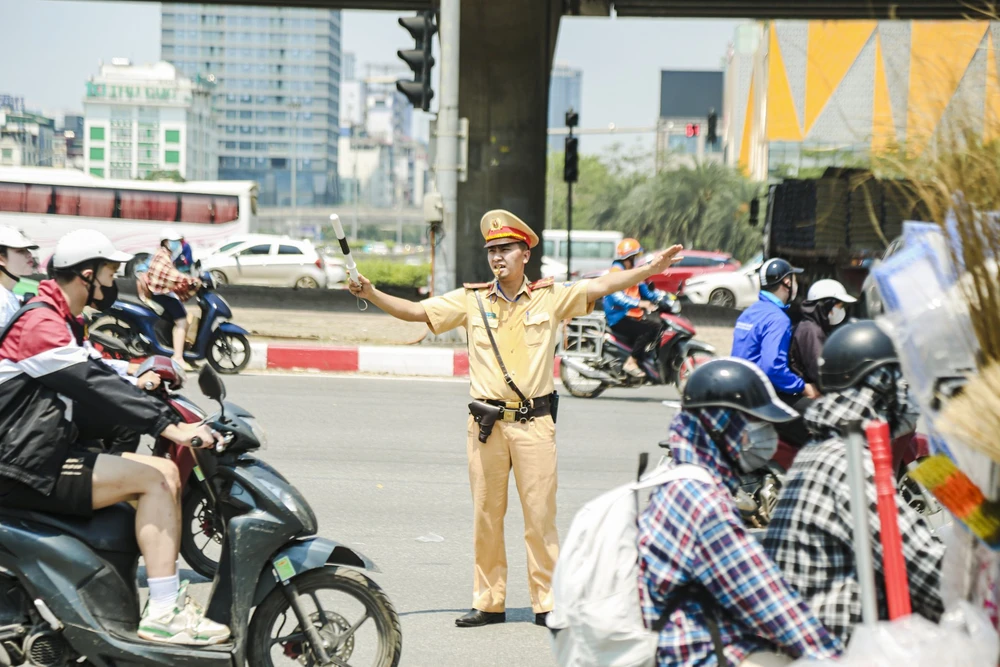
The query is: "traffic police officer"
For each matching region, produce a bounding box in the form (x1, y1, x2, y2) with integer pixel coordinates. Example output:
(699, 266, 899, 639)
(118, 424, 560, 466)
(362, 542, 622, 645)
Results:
(348, 210, 682, 628)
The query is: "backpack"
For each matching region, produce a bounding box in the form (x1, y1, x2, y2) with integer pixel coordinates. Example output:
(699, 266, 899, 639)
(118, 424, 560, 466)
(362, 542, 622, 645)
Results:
(547, 453, 718, 667)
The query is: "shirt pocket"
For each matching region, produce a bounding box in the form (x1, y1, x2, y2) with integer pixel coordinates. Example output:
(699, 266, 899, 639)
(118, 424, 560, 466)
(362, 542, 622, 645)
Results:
(470, 317, 498, 349)
(524, 312, 551, 347)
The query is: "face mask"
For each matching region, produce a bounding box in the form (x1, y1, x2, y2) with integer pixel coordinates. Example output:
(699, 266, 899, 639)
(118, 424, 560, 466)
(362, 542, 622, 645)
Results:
(89, 279, 119, 311)
(169, 240, 183, 261)
(738, 421, 780, 473)
(829, 304, 846, 326)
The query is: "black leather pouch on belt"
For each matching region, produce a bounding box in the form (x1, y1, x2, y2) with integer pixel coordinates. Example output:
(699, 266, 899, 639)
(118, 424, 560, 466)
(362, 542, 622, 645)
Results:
(468, 400, 502, 443)
(550, 391, 559, 424)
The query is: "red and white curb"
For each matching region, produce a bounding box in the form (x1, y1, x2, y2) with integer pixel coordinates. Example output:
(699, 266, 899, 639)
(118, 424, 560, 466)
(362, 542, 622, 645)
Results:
(248, 341, 562, 378)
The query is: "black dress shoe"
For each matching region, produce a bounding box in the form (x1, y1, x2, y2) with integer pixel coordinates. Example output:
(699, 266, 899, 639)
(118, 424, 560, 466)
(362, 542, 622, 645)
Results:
(535, 612, 550, 627)
(455, 609, 506, 628)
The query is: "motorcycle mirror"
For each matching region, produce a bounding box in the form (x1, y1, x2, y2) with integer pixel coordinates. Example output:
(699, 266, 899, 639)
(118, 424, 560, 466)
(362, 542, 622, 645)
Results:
(198, 366, 226, 404)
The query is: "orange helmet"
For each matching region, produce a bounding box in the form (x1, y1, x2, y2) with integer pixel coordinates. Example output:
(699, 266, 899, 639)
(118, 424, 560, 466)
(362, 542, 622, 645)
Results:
(616, 238, 643, 261)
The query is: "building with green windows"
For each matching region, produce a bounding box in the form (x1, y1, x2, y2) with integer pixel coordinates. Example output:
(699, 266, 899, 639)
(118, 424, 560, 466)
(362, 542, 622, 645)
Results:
(83, 60, 218, 181)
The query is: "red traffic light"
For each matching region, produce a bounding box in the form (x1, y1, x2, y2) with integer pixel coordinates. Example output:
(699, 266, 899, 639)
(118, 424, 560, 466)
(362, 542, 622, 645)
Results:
(685, 123, 700, 138)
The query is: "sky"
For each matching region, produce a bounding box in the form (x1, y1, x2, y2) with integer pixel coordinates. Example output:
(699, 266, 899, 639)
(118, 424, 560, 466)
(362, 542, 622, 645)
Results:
(0, 1, 742, 155)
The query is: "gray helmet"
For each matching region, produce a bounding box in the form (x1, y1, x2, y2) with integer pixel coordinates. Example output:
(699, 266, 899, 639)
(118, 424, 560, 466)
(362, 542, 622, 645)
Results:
(818, 320, 898, 392)
(683, 357, 799, 423)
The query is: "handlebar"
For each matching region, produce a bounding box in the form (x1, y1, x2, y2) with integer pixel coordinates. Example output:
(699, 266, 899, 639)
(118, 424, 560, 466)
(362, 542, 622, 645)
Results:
(191, 436, 202, 448)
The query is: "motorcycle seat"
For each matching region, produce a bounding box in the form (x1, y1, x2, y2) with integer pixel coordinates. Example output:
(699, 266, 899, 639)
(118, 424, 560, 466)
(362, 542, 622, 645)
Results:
(119, 293, 165, 318)
(0, 503, 138, 554)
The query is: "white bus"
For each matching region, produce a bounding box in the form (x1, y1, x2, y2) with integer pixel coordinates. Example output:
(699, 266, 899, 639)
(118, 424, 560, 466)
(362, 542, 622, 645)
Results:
(0, 167, 257, 273)
(542, 229, 624, 276)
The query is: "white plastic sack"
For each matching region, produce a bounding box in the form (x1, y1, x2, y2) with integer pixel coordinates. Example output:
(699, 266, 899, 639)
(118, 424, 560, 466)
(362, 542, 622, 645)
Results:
(788, 603, 999, 667)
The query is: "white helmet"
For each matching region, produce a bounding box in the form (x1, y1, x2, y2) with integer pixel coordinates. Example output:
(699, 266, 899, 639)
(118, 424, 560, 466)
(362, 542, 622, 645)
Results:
(806, 279, 857, 304)
(160, 227, 183, 242)
(52, 230, 132, 269)
(0, 226, 38, 251)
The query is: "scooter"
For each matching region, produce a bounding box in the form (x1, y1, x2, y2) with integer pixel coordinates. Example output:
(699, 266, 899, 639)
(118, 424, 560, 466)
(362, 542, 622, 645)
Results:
(0, 366, 402, 667)
(559, 292, 715, 399)
(90, 270, 251, 375)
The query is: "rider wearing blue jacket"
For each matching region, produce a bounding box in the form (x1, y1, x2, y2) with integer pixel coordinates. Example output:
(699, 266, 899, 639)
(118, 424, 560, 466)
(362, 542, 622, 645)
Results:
(604, 239, 666, 376)
(732, 258, 819, 448)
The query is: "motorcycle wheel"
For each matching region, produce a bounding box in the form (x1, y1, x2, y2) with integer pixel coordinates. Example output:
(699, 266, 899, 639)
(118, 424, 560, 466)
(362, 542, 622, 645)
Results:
(558, 359, 606, 399)
(248, 567, 402, 667)
(675, 349, 715, 393)
(206, 330, 251, 374)
(180, 485, 222, 581)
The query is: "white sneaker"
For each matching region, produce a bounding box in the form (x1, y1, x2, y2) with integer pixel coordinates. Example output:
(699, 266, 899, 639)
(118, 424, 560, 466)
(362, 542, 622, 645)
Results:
(138, 582, 231, 646)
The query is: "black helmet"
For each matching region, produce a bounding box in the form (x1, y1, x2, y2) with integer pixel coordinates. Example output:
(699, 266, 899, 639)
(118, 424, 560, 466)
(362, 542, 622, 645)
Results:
(818, 320, 898, 392)
(683, 357, 799, 423)
(759, 258, 803, 289)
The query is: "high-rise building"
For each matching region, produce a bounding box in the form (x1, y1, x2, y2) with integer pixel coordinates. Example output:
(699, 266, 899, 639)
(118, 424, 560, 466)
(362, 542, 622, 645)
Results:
(655, 69, 724, 170)
(83, 60, 217, 180)
(0, 107, 55, 167)
(160, 4, 342, 206)
(548, 64, 582, 151)
(342, 52, 356, 83)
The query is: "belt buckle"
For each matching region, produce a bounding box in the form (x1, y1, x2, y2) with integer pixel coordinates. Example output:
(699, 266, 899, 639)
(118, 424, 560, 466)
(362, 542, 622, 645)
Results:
(505, 401, 521, 410)
(502, 409, 516, 422)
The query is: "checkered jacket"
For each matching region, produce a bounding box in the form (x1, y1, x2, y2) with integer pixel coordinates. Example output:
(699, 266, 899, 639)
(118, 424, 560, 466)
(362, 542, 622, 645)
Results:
(145, 247, 198, 301)
(762, 437, 945, 644)
(638, 410, 843, 666)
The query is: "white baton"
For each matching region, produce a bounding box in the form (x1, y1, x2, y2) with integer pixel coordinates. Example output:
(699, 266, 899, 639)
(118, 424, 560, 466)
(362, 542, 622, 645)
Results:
(329, 214, 359, 284)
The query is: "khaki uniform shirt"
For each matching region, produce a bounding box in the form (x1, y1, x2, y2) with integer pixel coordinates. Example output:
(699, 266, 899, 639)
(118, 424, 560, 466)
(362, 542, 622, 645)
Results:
(422, 277, 594, 400)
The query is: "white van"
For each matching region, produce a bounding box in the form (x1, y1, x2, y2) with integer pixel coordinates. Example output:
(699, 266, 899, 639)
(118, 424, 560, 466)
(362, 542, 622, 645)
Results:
(542, 229, 624, 277)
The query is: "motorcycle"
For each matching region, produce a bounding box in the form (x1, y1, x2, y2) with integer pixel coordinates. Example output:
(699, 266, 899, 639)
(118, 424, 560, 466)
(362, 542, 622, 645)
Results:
(90, 270, 252, 375)
(558, 292, 715, 399)
(0, 365, 402, 667)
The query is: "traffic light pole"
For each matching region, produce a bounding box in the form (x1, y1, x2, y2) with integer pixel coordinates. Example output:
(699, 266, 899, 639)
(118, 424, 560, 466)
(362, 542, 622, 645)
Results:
(433, 0, 459, 296)
(566, 125, 574, 283)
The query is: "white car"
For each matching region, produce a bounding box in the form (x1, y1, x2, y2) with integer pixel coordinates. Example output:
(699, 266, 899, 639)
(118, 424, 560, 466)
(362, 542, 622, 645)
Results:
(682, 255, 763, 309)
(324, 256, 348, 287)
(541, 256, 569, 279)
(200, 235, 328, 289)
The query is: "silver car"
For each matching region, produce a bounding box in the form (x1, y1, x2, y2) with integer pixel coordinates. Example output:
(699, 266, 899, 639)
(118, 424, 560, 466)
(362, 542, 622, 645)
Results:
(200, 235, 329, 289)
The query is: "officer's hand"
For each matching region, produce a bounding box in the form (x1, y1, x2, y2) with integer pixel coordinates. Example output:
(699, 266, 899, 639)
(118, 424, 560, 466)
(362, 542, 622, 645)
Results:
(645, 245, 684, 275)
(803, 383, 821, 400)
(348, 273, 375, 299)
(137, 371, 161, 392)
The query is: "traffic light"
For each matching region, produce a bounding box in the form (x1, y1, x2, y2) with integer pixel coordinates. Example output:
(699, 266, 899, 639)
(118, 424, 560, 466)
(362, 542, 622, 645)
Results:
(685, 123, 700, 138)
(707, 109, 718, 145)
(396, 11, 436, 111)
(564, 137, 579, 183)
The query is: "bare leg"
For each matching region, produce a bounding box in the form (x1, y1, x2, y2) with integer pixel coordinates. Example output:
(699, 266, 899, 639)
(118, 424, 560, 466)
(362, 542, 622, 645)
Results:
(92, 454, 182, 579)
(171, 319, 187, 366)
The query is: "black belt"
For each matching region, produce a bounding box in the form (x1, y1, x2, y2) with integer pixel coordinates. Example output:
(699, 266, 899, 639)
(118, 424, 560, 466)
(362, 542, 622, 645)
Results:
(481, 394, 552, 422)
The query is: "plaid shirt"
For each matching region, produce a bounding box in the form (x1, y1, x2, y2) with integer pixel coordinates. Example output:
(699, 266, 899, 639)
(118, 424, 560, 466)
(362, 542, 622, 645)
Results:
(638, 409, 843, 666)
(145, 247, 197, 300)
(762, 436, 945, 644)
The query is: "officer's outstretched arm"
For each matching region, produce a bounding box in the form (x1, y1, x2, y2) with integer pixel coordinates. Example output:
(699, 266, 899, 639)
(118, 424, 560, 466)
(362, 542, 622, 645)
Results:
(587, 245, 683, 301)
(348, 274, 430, 323)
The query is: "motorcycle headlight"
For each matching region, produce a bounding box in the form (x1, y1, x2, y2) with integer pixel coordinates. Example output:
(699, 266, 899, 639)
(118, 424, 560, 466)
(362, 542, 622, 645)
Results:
(258, 478, 300, 515)
(243, 417, 268, 450)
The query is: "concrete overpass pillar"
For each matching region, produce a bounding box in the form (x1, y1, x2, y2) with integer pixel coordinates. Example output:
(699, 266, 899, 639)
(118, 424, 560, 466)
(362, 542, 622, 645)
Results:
(456, 0, 562, 284)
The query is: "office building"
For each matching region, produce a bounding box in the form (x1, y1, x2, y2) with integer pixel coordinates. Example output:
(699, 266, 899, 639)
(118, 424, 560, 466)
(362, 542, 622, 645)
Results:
(83, 60, 217, 180)
(0, 107, 56, 167)
(655, 69, 725, 170)
(161, 4, 342, 206)
(548, 64, 582, 151)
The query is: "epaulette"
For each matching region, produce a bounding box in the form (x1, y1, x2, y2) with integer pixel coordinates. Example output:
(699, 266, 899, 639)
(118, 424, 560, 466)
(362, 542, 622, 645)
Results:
(529, 277, 555, 290)
(463, 281, 492, 290)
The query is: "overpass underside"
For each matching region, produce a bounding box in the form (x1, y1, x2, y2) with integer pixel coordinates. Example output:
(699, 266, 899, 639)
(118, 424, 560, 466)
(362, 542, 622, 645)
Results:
(112, 0, 997, 282)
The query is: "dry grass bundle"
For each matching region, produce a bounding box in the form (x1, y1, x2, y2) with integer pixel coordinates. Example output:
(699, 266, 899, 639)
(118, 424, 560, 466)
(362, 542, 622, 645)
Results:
(939, 363, 1000, 464)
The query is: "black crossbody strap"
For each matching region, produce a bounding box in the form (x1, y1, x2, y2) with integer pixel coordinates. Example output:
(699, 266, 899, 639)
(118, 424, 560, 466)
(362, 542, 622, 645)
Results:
(0, 302, 55, 346)
(651, 584, 730, 666)
(473, 290, 529, 404)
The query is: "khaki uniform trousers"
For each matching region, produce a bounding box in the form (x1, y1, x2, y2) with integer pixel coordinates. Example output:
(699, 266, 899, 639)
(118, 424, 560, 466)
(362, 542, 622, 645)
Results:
(466, 413, 558, 614)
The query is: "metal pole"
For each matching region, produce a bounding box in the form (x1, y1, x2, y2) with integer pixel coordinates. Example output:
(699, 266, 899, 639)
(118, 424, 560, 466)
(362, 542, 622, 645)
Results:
(566, 125, 574, 283)
(846, 421, 879, 626)
(290, 101, 300, 209)
(433, 0, 459, 296)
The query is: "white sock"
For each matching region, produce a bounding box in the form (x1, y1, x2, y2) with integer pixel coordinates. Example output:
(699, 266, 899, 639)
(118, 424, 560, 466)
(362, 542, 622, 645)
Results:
(147, 571, 180, 618)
